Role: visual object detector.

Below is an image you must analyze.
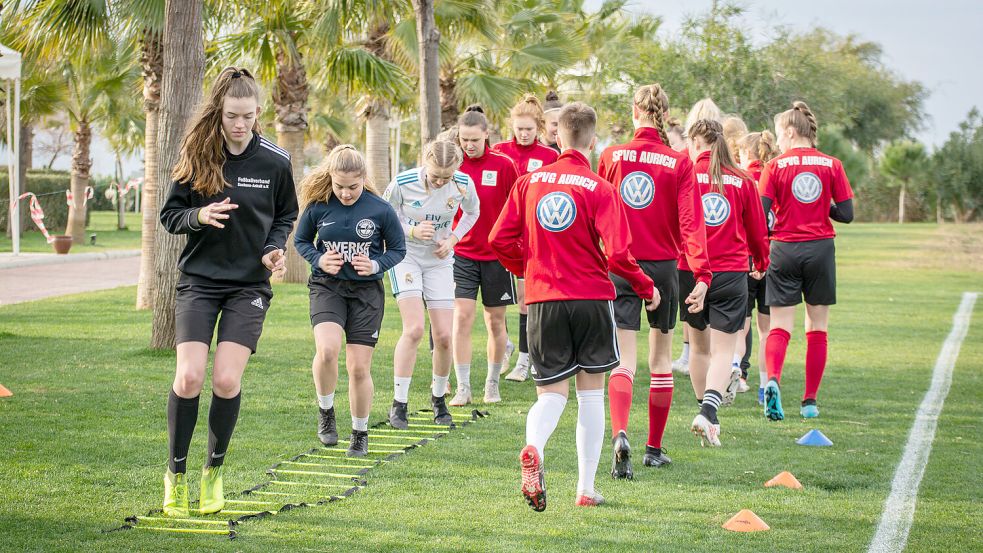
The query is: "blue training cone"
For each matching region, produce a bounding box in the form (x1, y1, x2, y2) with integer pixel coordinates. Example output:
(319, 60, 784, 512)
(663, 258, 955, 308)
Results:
(796, 429, 833, 446)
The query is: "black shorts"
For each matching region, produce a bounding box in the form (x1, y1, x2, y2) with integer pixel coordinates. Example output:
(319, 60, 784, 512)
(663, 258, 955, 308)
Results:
(453, 255, 516, 307)
(766, 239, 836, 307)
(679, 270, 747, 334)
(175, 276, 273, 354)
(527, 300, 619, 385)
(309, 275, 385, 347)
(747, 274, 770, 316)
(611, 260, 678, 332)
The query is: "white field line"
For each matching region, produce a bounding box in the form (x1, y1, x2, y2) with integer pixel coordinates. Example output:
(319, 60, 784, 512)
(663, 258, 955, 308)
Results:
(868, 292, 978, 553)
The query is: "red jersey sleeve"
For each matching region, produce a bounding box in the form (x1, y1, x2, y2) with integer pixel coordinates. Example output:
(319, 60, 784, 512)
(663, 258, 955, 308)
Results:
(503, 157, 520, 194)
(759, 162, 776, 200)
(597, 150, 610, 181)
(741, 176, 770, 272)
(489, 178, 526, 277)
(832, 159, 853, 203)
(676, 157, 712, 286)
(595, 184, 654, 300)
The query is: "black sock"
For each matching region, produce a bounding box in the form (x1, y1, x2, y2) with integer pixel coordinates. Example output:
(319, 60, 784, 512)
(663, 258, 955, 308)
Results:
(700, 390, 722, 424)
(741, 329, 752, 377)
(519, 313, 528, 354)
(802, 398, 817, 407)
(167, 390, 200, 474)
(206, 392, 241, 468)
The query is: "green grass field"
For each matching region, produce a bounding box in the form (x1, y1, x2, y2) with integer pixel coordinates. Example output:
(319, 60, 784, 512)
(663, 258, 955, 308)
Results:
(0, 211, 142, 253)
(0, 223, 981, 552)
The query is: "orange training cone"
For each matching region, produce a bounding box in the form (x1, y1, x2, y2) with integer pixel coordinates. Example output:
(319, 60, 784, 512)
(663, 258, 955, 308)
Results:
(722, 509, 770, 532)
(765, 471, 803, 489)
(0, 384, 12, 398)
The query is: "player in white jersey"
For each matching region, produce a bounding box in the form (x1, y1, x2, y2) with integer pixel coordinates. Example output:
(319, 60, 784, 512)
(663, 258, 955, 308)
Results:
(384, 139, 480, 428)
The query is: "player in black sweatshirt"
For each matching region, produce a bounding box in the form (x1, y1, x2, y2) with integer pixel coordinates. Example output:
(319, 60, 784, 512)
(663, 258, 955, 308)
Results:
(294, 145, 406, 457)
(157, 67, 298, 517)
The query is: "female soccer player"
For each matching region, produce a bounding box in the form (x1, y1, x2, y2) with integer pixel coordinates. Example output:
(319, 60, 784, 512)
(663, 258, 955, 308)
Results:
(666, 117, 686, 152)
(760, 102, 854, 420)
(385, 139, 480, 428)
(683, 119, 769, 446)
(451, 106, 520, 405)
(294, 145, 406, 456)
(491, 102, 655, 510)
(597, 83, 710, 477)
(541, 91, 564, 153)
(158, 67, 298, 516)
(737, 131, 780, 403)
(493, 94, 559, 382)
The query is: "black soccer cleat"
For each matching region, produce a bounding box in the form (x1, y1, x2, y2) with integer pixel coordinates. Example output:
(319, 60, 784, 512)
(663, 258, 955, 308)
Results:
(317, 406, 338, 446)
(431, 395, 453, 425)
(347, 430, 369, 457)
(389, 400, 409, 429)
(610, 431, 634, 480)
(642, 445, 672, 467)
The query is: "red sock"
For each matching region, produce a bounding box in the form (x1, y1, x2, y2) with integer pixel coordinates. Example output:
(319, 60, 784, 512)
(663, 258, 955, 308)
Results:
(608, 367, 634, 435)
(647, 373, 673, 449)
(804, 331, 828, 401)
(765, 328, 791, 383)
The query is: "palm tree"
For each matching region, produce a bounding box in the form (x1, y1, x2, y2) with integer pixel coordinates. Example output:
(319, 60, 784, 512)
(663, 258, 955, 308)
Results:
(881, 140, 928, 224)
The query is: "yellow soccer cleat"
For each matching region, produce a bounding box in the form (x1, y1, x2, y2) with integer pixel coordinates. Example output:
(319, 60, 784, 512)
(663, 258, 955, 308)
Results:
(163, 470, 190, 517)
(198, 465, 225, 514)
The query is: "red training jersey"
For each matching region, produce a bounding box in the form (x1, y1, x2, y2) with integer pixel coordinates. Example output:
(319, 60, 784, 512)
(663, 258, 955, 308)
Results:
(493, 138, 559, 175)
(490, 150, 654, 304)
(759, 147, 853, 242)
(692, 151, 769, 273)
(454, 148, 520, 261)
(747, 158, 776, 233)
(598, 127, 712, 286)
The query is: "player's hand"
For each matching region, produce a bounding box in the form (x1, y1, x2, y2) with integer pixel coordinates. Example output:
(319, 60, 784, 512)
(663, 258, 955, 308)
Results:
(351, 254, 375, 276)
(262, 248, 286, 275)
(196, 197, 238, 228)
(750, 270, 765, 280)
(644, 286, 661, 312)
(434, 235, 459, 259)
(686, 281, 709, 313)
(318, 249, 344, 275)
(414, 221, 436, 241)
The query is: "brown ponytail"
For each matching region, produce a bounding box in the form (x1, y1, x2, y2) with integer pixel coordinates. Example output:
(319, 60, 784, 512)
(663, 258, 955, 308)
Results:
(688, 119, 744, 194)
(738, 130, 780, 163)
(633, 83, 669, 144)
(775, 100, 818, 146)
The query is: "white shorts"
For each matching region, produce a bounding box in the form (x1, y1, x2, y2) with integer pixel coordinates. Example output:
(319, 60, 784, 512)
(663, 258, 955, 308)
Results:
(388, 243, 456, 309)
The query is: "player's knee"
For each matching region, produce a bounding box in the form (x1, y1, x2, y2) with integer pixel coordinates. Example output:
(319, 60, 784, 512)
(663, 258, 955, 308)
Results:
(348, 365, 371, 384)
(402, 324, 425, 343)
(211, 371, 241, 397)
(174, 367, 205, 395)
(432, 328, 453, 350)
(314, 344, 341, 368)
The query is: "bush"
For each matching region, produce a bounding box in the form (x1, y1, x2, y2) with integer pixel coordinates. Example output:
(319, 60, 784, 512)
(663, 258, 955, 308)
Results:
(0, 168, 89, 234)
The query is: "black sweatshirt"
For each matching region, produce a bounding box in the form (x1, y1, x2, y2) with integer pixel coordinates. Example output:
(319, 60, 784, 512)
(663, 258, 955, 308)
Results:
(160, 133, 299, 284)
(294, 192, 406, 281)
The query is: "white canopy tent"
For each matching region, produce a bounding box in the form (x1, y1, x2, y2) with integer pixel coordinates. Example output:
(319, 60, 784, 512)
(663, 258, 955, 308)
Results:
(1, 42, 22, 255)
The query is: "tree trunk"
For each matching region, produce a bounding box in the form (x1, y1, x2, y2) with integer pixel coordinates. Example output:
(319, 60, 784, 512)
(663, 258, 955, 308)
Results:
(413, 0, 441, 144)
(137, 30, 164, 310)
(66, 121, 92, 243)
(936, 188, 943, 224)
(898, 181, 906, 224)
(274, 47, 310, 284)
(150, 0, 205, 350)
(364, 98, 391, 187)
(439, 74, 458, 131)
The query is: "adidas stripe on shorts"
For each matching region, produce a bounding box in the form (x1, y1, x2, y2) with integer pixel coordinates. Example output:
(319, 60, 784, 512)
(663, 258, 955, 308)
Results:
(175, 275, 273, 354)
(453, 255, 517, 307)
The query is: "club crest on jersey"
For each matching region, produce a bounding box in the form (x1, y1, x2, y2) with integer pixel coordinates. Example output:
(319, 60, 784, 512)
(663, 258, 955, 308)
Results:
(536, 191, 576, 232)
(527, 158, 543, 172)
(446, 197, 459, 210)
(702, 193, 730, 227)
(356, 218, 376, 238)
(620, 171, 655, 209)
(481, 170, 498, 186)
(792, 172, 822, 203)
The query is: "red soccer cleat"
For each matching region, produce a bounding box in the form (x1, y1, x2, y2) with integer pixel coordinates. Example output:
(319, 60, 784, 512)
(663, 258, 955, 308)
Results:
(575, 491, 606, 507)
(519, 445, 546, 512)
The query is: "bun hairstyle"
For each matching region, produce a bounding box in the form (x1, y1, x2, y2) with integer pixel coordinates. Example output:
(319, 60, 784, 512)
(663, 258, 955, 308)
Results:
(172, 66, 262, 196)
(687, 118, 745, 195)
(423, 139, 464, 171)
(684, 97, 722, 143)
(510, 93, 546, 134)
(633, 83, 670, 144)
(737, 131, 779, 163)
(775, 101, 818, 146)
(299, 144, 375, 207)
(543, 91, 564, 113)
(458, 104, 489, 131)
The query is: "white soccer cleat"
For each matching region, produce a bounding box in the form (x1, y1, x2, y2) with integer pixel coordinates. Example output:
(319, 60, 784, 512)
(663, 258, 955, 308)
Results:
(672, 356, 690, 375)
(484, 379, 502, 403)
(721, 367, 742, 406)
(505, 359, 529, 382)
(449, 386, 472, 407)
(691, 413, 721, 447)
(737, 377, 750, 393)
(501, 340, 516, 372)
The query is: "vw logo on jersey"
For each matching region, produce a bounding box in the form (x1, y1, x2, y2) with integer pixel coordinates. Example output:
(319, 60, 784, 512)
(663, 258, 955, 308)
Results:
(620, 171, 655, 209)
(702, 193, 731, 227)
(356, 218, 376, 238)
(536, 192, 577, 232)
(792, 172, 823, 203)
(767, 209, 776, 231)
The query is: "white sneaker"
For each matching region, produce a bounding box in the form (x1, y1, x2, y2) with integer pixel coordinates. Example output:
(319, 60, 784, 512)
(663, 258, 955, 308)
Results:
(691, 413, 721, 447)
(721, 367, 742, 406)
(505, 359, 529, 382)
(501, 340, 516, 372)
(445, 380, 453, 397)
(449, 386, 472, 407)
(737, 377, 750, 393)
(484, 379, 502, 403)
(672, 356, 690, 375)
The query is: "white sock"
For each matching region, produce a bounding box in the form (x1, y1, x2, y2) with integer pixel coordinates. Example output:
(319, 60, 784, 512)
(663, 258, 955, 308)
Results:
(680, 342, 690, 361)
(487, 363, 502, 383)
(732, 354, 742, 367)
(575, 389, 604, 496)
(394, 376, 411, 403)
(431, 374, 449, 397)
(517, 352, 530, 367)
(352, 416, 368, 432)
(759, 369, 767, 388)
(525, 392, 567, 460)
(454, 364, 471, 389)
(317, 392, 335, 410)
